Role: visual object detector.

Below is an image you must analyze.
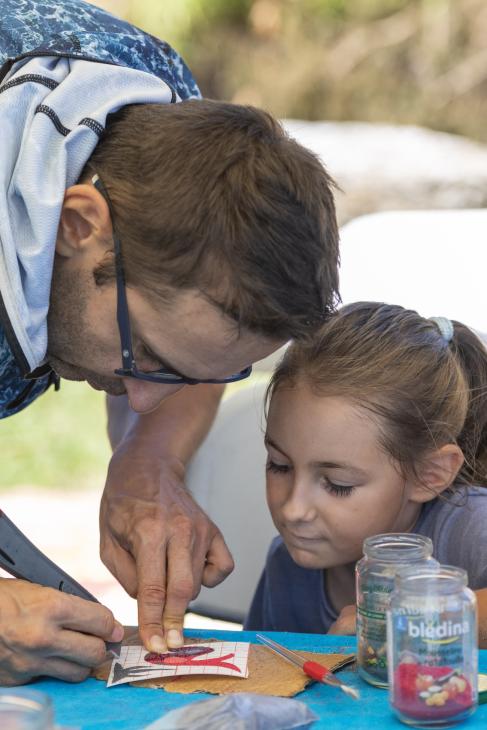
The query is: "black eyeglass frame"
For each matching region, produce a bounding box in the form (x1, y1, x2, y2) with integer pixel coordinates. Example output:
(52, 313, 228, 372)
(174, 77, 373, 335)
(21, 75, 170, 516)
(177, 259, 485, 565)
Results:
(92, 174, 252, 386)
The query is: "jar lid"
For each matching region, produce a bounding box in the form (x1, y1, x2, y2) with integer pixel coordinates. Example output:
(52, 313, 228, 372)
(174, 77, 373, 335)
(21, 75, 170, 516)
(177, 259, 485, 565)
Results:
(0, 688, 54, 727)
(395, 564, 468, 593)
(363, 533, 433, 562)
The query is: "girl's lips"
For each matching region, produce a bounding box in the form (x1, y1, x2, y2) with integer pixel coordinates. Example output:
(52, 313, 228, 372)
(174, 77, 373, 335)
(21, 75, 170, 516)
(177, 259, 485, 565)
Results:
(286, 531, 324, 542)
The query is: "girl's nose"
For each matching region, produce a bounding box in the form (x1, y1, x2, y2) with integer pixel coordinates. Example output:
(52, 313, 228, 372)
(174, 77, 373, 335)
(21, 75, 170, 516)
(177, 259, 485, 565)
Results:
(123, 378, 184, 413)
(280, 481, 317, 523)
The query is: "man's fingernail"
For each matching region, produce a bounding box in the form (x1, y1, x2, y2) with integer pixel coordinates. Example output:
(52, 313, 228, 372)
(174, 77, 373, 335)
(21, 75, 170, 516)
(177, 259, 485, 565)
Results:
(167, 629, 183, 647)
(149, 635, 167, 653)
(110, 624, 124, 642)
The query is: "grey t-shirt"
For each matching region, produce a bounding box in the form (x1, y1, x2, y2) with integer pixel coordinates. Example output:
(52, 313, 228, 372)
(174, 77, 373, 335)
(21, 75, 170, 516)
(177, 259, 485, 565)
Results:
(245, 486, 487, 633)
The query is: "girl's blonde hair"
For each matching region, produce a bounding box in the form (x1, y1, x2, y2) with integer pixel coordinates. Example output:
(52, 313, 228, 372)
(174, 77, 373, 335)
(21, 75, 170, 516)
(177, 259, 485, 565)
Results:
(267, 302, 487, 486)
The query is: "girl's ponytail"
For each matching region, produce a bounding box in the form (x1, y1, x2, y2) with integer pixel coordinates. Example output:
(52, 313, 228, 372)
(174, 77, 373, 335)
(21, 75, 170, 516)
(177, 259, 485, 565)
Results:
(452, 323, 487, 485)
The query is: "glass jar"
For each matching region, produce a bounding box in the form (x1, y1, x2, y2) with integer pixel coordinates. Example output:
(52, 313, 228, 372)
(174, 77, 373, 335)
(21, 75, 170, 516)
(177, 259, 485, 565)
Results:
(387, 565, 477, 728)
(356, 533, 435, 687)
(0, 689, 54, 729)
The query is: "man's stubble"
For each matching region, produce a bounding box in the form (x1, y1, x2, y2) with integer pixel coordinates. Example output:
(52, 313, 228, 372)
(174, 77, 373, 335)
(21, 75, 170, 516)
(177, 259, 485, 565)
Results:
(47, 257, 126, 395)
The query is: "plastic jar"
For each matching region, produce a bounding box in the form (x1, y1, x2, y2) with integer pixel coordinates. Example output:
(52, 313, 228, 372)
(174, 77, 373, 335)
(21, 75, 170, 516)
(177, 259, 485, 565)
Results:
(0, 689, 54, 729)
(356, 533, 435, 687)
(387, 564, 477, 728)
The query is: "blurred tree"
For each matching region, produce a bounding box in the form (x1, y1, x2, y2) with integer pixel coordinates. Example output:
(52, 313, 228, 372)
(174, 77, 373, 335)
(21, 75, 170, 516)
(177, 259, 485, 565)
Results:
(89, 0, 487, 143)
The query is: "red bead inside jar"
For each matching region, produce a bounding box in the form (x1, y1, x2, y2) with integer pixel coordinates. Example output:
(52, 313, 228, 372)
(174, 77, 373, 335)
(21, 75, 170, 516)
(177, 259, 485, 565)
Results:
(393, 662, 473, 722)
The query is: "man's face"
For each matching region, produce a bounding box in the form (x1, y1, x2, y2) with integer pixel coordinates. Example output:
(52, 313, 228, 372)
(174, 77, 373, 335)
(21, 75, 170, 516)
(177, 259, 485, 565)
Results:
(48, 183, 284, 413)
(47, 257, 283, 413)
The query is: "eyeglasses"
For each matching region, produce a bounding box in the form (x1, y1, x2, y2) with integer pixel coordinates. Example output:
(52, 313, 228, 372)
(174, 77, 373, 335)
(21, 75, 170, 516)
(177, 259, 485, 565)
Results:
(92, 174, 252, 385)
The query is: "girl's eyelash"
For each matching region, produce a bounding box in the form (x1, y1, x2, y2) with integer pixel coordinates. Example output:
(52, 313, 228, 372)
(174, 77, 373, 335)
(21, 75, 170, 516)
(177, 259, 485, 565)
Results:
(266, 460, 355, 497)
(322, 480, 355, 498)
(266, 460, 290, 474)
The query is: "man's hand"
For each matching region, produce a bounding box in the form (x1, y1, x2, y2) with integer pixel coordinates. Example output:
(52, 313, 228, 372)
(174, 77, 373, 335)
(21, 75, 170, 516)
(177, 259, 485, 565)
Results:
(100, 441, 234, 653)
(327, 604, 357, 635)
(0, 578, 123, 685)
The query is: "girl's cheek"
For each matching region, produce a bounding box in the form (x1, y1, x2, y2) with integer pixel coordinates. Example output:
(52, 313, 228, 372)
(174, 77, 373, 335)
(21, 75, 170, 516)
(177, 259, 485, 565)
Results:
(266, 478, 287, 514)
(265, 479, 278, 509)
(323, 498, 363, 537)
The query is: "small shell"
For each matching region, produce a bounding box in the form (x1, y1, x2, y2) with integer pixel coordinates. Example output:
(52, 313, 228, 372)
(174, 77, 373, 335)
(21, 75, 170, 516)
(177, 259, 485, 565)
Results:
(425, 691, 448, 707)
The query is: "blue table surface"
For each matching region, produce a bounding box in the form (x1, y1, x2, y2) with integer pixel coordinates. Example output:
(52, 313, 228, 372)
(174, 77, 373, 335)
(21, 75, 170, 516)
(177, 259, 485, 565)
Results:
(27, 629, 487, 730)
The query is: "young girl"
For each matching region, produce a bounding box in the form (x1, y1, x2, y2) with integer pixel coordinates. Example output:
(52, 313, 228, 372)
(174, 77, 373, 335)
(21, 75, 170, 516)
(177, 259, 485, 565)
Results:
(244, 302, 487, 636)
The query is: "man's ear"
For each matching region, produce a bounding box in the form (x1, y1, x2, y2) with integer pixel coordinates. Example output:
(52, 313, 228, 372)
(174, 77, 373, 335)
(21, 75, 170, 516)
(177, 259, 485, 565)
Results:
(409, 444, 464, 504)
(55, 183, 112, 258)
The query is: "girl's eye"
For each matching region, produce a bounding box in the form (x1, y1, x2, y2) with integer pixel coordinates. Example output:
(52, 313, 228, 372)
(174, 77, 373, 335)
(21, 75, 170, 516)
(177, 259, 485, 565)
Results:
(266, 459, 291, 475)
(321, 478, 355, 498)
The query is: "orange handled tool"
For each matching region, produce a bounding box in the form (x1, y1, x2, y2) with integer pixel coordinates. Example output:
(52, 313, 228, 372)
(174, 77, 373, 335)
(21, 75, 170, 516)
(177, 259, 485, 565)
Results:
(257, 633, 359, 700)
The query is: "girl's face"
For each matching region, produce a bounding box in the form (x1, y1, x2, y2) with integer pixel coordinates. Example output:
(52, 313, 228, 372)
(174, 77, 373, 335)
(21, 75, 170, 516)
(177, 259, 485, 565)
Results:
(265, 383, 425, 570)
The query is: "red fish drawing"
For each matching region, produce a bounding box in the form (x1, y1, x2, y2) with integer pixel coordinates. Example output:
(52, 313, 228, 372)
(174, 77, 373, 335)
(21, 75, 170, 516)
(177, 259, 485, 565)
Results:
(144, 645, 241, 673)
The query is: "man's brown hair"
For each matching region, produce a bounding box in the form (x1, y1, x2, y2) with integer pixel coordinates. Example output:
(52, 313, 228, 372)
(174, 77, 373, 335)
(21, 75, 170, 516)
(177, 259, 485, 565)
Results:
(267, 302, 487, 487)
(82, 99, 339, 340)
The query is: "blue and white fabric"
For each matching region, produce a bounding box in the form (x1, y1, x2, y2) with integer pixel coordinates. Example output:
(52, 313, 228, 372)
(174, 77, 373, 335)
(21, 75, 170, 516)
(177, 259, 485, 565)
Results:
(0, 0, 200, 418)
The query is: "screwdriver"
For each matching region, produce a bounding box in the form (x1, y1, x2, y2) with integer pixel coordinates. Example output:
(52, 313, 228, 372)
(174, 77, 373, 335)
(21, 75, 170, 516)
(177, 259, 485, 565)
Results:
(256, 633, 360, 700)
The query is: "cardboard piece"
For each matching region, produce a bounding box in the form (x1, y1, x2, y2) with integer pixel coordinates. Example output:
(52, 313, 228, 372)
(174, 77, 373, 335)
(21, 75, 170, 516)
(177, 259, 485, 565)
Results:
(94, 628, 355, 698)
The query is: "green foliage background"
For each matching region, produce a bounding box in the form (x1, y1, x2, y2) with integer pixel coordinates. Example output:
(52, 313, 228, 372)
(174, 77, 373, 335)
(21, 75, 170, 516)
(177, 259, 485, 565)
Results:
(120, 0, 487, 143)
(0, 382, 110, 489)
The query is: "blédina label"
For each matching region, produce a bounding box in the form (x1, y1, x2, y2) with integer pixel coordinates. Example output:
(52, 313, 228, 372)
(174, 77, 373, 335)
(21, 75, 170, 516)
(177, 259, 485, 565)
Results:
(389, 609, 473, 670)
(407, 619, 470, 641)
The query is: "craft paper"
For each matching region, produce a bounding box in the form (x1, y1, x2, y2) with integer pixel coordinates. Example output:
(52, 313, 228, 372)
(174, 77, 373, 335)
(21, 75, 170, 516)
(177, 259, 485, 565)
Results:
(95, 631, 355, 697)
(146, 645, 355, 697)
(107, 641, 250, 688)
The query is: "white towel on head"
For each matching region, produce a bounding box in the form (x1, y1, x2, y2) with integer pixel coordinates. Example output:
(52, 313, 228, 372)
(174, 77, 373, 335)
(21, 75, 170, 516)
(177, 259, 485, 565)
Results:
(0, 54, 175, 370)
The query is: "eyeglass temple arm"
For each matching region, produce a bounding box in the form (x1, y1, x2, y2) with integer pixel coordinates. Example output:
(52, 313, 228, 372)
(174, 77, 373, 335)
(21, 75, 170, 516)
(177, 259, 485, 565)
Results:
(92, 174, 134, 372)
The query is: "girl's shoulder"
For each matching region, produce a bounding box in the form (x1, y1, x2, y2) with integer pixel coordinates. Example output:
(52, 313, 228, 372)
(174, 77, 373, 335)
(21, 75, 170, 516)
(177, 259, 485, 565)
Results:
(418, 485, 487, 523)
(416, 485, 487, 537)
(416, 486, 487, 589)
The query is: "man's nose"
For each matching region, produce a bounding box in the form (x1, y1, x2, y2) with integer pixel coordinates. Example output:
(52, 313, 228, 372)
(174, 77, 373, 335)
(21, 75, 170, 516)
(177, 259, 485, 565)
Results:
(280, 480, 317, 523)
(122, 378, 185, 413)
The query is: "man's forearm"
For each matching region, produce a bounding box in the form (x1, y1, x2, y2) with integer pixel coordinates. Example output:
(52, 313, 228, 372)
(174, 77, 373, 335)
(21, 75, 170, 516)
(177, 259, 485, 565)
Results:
(106, 384, 225, 463)
(101, 382, 232, 650)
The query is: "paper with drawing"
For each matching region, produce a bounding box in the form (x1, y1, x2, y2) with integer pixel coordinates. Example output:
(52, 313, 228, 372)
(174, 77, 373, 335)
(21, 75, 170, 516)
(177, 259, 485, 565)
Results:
(107, 641, 250, 687)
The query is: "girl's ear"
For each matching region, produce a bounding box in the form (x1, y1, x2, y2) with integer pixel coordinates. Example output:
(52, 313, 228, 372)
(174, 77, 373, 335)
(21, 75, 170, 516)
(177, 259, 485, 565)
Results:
(409, 444, 464, 504)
